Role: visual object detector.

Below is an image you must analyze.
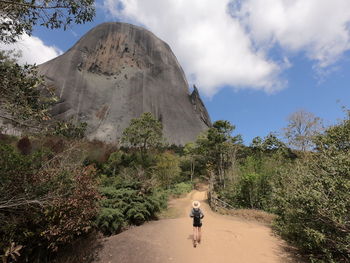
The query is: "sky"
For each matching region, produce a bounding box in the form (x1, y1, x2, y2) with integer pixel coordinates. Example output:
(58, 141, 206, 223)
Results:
(2, 0, 350, 144)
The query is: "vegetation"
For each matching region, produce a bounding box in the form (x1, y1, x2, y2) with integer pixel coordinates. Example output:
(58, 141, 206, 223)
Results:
(0, 139, 100, 262)
(0, 45, 348, 263)
(284, 109, 323, 152)
(273, 112, 350, 262)
(195, 120, 243, 188)
(0, 0, 95, 43)
(0, 50, 57, 121)
(50, 119, 87, 139)
(177, 111, 349, 262)
(154, 152, 181, 188)
(96, 180, 167, 235)
(121, 112, 164, 152)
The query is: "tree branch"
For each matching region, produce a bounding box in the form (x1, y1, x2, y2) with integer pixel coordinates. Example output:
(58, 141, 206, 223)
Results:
(0, 0, 68, 10)
(0, 113, 40, 129)
(0, 197, 49, 210)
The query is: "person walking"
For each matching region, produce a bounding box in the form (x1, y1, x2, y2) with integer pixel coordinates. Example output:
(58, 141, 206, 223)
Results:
(190, 200, 204, 247)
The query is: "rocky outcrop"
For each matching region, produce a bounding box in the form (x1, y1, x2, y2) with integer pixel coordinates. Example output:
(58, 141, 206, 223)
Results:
(190, 85, 211, 127)
(38, 22, 211, 145)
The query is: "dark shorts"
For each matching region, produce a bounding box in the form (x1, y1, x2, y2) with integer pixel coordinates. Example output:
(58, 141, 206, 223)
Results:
(193, 222, 202, 227)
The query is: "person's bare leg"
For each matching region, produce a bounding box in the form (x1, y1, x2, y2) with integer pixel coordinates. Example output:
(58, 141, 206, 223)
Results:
(198, 227, 202, 243)
(193, 227, 197, 244)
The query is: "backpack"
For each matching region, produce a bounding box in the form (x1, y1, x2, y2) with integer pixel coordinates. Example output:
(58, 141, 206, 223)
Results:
(193, 208, 201, 224)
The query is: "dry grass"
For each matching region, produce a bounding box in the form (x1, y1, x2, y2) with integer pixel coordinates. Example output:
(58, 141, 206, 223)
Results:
(217, 208, 277, 225)
(156, 206, 181, 219)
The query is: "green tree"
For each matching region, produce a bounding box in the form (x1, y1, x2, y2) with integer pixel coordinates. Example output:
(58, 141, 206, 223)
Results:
(183, 142, 197, 182)
(197, 120, 242, 188)
(154, 152, 181, 188)
(121, 112, 164, 152)
(0, 50, 57, 121)
(274, 111, 350, 262)
(0, 0, 95, 43)
(250, 133, 294, 159)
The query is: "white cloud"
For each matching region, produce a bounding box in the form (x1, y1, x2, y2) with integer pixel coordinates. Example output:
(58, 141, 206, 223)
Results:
(0, 34, 62, 65)
(236, 0, 350, 67)
(103, 0, 284, 97)
(103, 0, 350, 96)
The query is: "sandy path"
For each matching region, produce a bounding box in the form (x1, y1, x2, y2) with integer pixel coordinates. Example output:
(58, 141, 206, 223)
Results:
(93, 190, 300, 263)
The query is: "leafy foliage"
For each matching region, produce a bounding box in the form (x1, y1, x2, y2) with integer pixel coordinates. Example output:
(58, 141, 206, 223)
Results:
(96, 180, 167, 235)
(0, 50, 56, 121)
(154, 152, 181, 188)
(0, 0, 95, 43)
(0, 141, 100, 261)
(274, 112, 350, 262)
(196, 120, 243, 188)
(167, 182, 193, 197)
(121, 112, 164, 152)
(50, 120, 87, 139)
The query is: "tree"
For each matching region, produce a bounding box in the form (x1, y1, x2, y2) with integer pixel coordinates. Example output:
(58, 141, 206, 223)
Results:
(154, 152, 181, 188)
(0, 0, 95, 43)
(250, 133, 294, 159)
(284, 109, 322, 152)
(274, 111, 350, 262)
(121, 112, 164, 152)
(183, 142, 196, 182)
(0, 50, 57, 122)
(197, 120, 242, 188)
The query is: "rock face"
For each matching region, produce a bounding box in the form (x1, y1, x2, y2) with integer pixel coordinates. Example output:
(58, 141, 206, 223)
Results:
(38, 22, 211, 145)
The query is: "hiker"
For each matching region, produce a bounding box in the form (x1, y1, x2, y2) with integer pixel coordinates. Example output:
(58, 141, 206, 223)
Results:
(190, 200, 204, 247)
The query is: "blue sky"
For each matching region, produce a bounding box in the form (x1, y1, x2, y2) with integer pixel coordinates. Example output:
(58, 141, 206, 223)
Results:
(3, 0, 350, 144)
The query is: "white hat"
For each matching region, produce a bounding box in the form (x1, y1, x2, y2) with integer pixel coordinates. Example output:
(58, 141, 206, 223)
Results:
(192, 201, 200, 208)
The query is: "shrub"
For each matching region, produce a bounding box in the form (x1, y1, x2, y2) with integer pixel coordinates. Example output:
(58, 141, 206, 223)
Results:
(95, 208, 125, 235)
(50, 120, 87, 139)
(16, 136, 32, 155)
(219, 155, 279, 211)
(0, 142, 100, 261)
(235, 172, 272, 209)
(96, 181, 167, 235)
(168, 182, 193, 197)
(273, 114, 350, 262)
(154, 152, 181, 188)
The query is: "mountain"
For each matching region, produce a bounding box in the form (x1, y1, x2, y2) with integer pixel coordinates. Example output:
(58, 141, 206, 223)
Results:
(38, 22, 211, 145)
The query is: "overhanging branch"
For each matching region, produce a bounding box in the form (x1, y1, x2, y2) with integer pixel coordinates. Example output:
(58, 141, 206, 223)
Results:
(0, 0, 67, 10)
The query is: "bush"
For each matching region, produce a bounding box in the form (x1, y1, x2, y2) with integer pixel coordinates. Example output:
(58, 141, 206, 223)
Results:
(219, 155, 281, 211)
(0, 142, 100, 261)
(96, 181, 167, 235)
(95, 208, 125, 235)
(154, 152, 181, 188)
(50, 120, 87, 139)
(167, 182, 193, 197)
(273, 114, 350, 262)
(235, 172, 272, 209)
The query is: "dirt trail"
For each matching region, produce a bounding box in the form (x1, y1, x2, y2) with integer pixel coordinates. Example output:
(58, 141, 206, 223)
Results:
(93, 189, 300, 263)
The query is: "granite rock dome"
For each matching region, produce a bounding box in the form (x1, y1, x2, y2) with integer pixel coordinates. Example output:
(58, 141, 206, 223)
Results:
(38, 22, 211, 145)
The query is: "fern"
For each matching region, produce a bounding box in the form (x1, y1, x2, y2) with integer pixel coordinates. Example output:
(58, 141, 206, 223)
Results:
(96, 184, 168, 234)
(95, 208, 125, 235)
